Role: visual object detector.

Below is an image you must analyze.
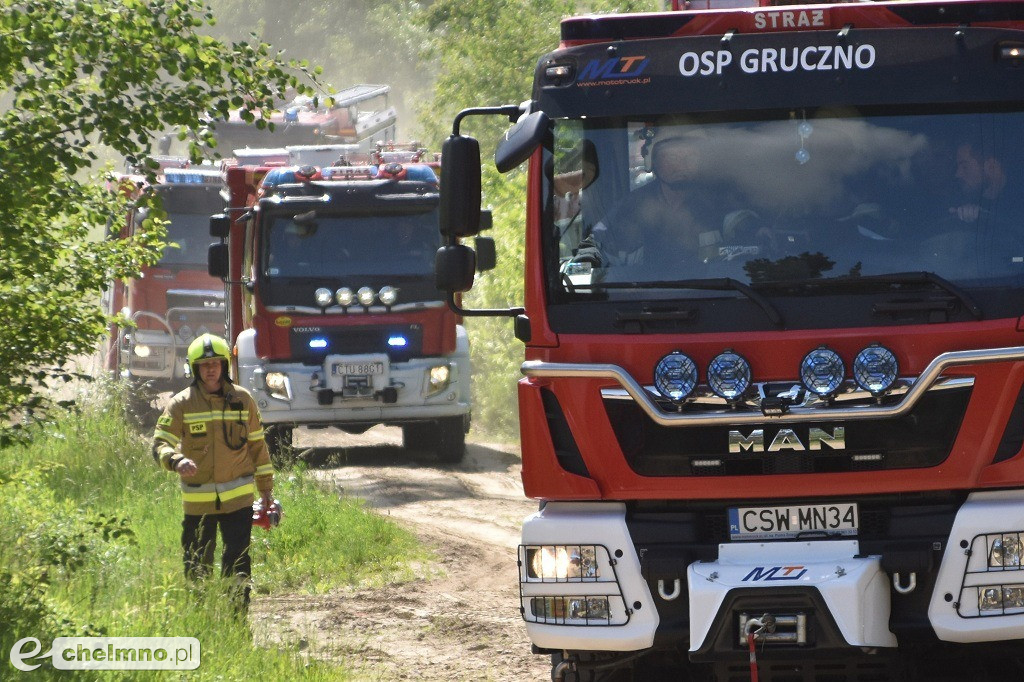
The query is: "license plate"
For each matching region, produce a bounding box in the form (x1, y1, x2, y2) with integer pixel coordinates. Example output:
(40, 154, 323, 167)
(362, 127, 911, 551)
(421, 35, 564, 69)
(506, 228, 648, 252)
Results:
(332, 362, 384, 376)
(728, 503, 858, 540)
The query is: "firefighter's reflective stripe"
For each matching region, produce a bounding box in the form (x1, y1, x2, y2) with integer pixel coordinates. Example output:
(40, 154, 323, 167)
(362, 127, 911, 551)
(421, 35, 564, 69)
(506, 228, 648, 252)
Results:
(180, 475, 255, 500)
(182, 411, 250, 423)
(154, 429, 180, 446)
(255, 463, 273, 476)
(247, 428, 265, 442)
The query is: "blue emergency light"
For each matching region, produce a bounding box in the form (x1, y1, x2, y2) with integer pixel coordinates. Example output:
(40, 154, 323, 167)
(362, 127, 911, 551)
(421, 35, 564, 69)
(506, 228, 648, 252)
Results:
(309, 338, 329, 350)
(387, 335, 408, 348)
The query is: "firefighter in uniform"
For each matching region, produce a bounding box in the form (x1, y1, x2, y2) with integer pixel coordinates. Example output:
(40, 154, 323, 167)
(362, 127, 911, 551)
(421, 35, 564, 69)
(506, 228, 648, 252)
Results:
(152, 333, 273, 608)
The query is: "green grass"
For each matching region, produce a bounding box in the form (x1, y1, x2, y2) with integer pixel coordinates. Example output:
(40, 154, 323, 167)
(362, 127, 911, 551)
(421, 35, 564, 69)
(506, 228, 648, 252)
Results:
(0, 381, 424, 679)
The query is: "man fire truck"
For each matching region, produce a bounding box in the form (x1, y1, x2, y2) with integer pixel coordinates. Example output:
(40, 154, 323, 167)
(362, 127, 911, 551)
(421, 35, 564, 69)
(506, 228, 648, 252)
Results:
(435, 0, 1024, 678)
(210, 153, 489, 464)
(104, 160, 226, 394)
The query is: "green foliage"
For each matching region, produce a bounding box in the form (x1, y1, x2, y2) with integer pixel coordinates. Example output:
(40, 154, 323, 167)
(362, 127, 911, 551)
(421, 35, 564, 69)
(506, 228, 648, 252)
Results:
(0, 383, 420, 678)
(415, 0, 659, 438)
(0, 0, 321, 444)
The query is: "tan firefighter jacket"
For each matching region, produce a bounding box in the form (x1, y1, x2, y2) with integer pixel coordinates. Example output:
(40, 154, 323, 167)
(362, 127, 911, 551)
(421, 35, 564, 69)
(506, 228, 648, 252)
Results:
(152, 380, 273, 516)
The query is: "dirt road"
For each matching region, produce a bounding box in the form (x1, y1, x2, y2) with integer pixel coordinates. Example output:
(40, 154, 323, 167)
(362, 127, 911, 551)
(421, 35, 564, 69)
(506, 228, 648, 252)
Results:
(252, 426, 553, 681)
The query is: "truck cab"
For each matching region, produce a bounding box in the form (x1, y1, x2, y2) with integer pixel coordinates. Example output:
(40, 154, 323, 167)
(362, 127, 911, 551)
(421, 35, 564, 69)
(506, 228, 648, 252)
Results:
(213, 158, 485, 463)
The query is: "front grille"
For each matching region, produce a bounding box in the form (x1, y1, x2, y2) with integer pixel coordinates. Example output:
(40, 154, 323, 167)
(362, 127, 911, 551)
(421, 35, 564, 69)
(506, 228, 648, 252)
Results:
(288, 324, 423, 364)
(605, 386, 971, 477)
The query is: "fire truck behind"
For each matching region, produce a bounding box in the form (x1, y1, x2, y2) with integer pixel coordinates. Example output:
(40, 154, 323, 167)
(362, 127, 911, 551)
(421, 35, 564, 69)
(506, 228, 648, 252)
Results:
(104, 160, 226, 394)
(210, 151, 491, 463)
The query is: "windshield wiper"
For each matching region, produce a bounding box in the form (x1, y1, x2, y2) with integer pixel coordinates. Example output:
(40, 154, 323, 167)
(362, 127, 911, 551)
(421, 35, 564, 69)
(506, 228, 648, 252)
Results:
(753, 271, 982, 320)
(594, 277, 784, 327)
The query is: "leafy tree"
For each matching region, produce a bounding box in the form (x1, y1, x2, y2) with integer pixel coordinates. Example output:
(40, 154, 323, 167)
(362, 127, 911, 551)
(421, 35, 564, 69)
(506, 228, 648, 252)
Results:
(417, 0, 658, 437)
(0, 0, 320, 443)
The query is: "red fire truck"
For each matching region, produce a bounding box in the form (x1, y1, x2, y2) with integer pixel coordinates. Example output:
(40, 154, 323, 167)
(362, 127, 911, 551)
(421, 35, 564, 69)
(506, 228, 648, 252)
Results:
(436, 0, 1024, 678)
(210, 155, 489, 463)
(104, 161, 226, 393)
(212, 84, 398, 154)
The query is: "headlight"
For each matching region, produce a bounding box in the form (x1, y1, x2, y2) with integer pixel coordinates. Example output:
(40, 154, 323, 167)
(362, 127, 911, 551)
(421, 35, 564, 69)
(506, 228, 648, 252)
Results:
(357, 286, 375, 306)
(707, 350, 751, 401)
(133, 344, 152, 358)
(654, 351, 698, 402)
(853, 344, 898, 395)
(800, 347, 845, 397)
(264, 372, 292, 400)
(314, 287, 333, 307)
(336, 287, 354, 306)
(989, 534, 1024, 568)
(378, 285, 399, 306)
(426, 363, 451, 396)
(526, 545, 599, 581)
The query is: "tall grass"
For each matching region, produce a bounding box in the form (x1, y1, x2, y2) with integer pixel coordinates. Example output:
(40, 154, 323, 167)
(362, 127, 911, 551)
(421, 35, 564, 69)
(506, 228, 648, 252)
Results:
(0, 381, 423, 679)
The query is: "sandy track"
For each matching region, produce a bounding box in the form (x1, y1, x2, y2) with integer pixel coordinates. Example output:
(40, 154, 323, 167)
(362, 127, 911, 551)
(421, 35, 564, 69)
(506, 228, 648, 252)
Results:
(252, 426, 552, 681)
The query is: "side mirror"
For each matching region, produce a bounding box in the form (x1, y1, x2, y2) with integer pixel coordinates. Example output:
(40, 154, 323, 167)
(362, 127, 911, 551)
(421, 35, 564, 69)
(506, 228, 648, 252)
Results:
(210, 214, 230, 239)
(439, 135, 482, 238)
(495, 111, 551, 173)
(435, 245, 476, 293)
(475, 236, 496, 272)
(208, 242, 229, 279)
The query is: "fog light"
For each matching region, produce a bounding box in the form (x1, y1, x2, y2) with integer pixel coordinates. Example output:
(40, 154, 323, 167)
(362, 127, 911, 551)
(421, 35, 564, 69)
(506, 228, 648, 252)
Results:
(707, 350, 751, 401)
(133, 344, 151, 358)
(379, 285, 399, 306)
(530, 596, 612, 624)
(265, 372, 291, 400)
(314, 287, 333, 307)
(1004, 586, 1024, 608)
(357, 286, 375, 306)
(336, 287, 354, 306)
(801, 347, 845, 397)
(654, 351, 698, 402)
(853, 344, 898, 395)
(980, 587, 1004, 611)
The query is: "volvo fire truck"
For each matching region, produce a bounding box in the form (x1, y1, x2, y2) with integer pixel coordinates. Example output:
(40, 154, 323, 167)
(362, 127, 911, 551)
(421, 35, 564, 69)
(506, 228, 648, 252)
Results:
(436, 0, 1024, 678)
(210, 155, 488, 463)
(104, 160, 226, 392)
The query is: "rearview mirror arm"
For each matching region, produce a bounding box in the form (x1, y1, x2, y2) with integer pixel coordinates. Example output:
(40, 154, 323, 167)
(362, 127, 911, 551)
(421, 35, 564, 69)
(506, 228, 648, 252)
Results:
(445, 292, 524, 318)
(451, 105, 522, 136)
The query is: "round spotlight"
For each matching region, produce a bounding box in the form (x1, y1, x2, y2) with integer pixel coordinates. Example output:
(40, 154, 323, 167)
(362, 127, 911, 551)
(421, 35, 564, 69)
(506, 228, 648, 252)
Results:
(314, 287, 333, 307)
(177, 324, 193, 343)
(853, 344, 898, 395)
(708, 350, 751, 401)
(654, 351, 698, 403)
(336, 287, 354, 306)
(378, 285, 399, 306)
(800, 347, 845, 397)
(357, 286, 376, 306)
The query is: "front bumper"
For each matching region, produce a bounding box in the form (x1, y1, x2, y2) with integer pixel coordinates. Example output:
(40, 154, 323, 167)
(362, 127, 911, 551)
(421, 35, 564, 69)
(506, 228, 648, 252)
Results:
(521, 491, 1024, 658)
(241, 354, 471, 426)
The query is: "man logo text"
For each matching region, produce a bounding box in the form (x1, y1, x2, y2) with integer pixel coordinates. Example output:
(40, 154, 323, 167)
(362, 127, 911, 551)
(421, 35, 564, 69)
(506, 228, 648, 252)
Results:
(728, 427, 845, 453)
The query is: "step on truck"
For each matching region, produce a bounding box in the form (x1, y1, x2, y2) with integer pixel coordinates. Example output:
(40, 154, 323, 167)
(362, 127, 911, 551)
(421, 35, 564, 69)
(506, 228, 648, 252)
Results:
(435, 0, 1024, 678)
(104, 160, 226, 392)
(210, 153, 491, 463)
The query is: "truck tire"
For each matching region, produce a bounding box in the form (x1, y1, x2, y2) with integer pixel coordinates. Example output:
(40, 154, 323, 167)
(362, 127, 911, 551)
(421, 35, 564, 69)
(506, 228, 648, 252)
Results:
(434, 415, 467, 464)
(401, 417, 467, 463)
(265, 425, 295, 467)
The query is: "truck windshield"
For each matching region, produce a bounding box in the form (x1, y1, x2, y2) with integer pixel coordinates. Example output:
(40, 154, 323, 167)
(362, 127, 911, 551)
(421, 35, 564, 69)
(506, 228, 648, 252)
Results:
(548, 108, 1024, 301)
(153, 185, 223, 267)
(263, 208, 440, 279)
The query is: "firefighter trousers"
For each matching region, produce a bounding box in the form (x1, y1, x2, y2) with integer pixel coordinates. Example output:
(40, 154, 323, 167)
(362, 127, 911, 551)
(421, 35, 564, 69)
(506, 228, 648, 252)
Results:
(181, 507, 253, 609)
